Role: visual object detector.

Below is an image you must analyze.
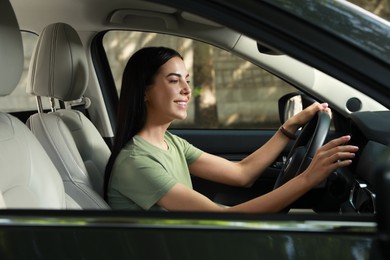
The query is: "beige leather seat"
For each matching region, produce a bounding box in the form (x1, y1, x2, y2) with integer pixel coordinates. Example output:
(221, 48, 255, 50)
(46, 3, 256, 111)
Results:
(0, 0, 79, 209)
(26, 23, 111, 209)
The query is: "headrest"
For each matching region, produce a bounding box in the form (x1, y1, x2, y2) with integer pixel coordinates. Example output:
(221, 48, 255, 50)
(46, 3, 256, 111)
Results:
(0, 0, 24, 97)
(27, 23, 89, 101)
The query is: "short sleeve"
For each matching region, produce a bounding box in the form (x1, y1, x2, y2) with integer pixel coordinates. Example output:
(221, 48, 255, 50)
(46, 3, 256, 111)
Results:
(111, 155, 177, 210)
(165, 132, 203, 165)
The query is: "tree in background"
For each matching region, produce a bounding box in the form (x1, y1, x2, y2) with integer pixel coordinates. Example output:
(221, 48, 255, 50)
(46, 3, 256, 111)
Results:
(349, 0, 390, 19)
(193, 42, 219, 128)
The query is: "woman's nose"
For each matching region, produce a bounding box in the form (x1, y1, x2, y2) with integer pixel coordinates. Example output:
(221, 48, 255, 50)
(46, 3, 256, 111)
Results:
(181, 82, 191, 95)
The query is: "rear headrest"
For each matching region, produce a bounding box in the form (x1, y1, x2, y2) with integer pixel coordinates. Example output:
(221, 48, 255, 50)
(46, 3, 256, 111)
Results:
(27, 23, 89, 101)
(0, 0, 24, 97)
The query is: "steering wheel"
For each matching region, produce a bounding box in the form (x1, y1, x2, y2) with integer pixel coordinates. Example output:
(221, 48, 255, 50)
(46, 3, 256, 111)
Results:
(273, 111, 331, 189)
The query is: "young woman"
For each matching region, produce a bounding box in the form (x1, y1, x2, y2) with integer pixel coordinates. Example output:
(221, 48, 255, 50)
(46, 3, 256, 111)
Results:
(104, 46, 358, 213)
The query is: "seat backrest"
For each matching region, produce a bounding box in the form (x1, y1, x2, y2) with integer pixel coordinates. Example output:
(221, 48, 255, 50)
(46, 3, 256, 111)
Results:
(27, 22, 111, 209)
(0, 0, 79, 209)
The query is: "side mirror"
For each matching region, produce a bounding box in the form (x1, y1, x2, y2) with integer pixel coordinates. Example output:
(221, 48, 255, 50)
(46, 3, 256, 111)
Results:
(278, 92, 317, 124)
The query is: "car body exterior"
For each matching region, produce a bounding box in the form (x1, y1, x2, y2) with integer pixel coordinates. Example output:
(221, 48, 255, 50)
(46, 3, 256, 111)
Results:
(1, 0, 390, 259)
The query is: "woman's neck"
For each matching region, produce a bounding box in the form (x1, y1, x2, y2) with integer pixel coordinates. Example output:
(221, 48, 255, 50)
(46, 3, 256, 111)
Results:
(137, 122, 170, 150)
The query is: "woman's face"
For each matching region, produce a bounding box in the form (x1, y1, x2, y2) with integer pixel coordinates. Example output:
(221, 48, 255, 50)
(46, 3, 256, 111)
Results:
(145, 56, 191, 124)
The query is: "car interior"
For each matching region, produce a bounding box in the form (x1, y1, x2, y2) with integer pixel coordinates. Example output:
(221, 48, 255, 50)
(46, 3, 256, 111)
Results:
(1, 0, 390, 220)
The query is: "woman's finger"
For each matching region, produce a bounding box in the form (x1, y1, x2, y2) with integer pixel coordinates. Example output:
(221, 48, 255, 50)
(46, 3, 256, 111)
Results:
(319, 135, 352, 150)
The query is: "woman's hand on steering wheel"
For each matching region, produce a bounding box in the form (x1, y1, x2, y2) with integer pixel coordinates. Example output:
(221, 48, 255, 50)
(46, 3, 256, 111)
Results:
(274, 102, 332, 189)
(273, 102, 358, 212)
(283, 102, 331, 134)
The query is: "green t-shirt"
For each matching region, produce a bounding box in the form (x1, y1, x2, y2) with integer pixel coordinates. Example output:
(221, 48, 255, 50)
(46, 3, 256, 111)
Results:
(108, 131, 203, 210)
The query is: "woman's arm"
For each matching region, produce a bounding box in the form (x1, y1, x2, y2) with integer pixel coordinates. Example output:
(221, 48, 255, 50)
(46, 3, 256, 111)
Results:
(189, 102, 331, 187)
(188, 128, 293, 187)
(159, 135, 358, 213)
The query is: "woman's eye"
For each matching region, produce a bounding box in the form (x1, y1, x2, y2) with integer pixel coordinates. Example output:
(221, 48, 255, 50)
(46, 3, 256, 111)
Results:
(169, 79, 179, 83)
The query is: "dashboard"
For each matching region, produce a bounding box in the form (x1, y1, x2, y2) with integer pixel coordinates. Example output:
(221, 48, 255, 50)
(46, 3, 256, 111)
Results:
(339, 111, 390, 214)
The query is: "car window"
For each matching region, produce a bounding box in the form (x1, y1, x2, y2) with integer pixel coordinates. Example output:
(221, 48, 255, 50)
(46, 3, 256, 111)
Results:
(103, 31, 297, 129)
(0, 31, 55, 113)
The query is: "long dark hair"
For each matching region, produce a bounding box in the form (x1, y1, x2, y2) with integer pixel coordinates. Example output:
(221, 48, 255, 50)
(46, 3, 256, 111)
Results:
(104, 47, 183, 199)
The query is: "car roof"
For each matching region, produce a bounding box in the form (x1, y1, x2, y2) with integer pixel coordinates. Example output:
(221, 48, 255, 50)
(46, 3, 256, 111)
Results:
(12, 0, 211, 33)
(11, 0, 242, 56)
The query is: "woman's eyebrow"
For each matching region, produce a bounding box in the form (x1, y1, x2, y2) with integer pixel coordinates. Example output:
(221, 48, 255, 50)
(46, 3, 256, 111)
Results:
(166, 72, 190, 78)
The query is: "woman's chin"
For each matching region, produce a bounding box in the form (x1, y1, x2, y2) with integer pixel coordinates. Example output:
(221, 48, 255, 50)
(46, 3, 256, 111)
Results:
(175, 113, 187, 121)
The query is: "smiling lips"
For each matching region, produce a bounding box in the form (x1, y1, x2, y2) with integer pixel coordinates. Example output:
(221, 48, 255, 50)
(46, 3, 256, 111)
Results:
(174, 100, 188, 109)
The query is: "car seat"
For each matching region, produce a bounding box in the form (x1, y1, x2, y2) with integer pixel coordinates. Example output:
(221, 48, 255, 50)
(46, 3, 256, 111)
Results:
(0, 0, 79, 209)
(26, 22, 111, 209)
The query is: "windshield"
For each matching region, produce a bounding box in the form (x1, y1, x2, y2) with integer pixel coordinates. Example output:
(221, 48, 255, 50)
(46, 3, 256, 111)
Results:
(349, 0, 390, 22)
(265, 0, 390, 67)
